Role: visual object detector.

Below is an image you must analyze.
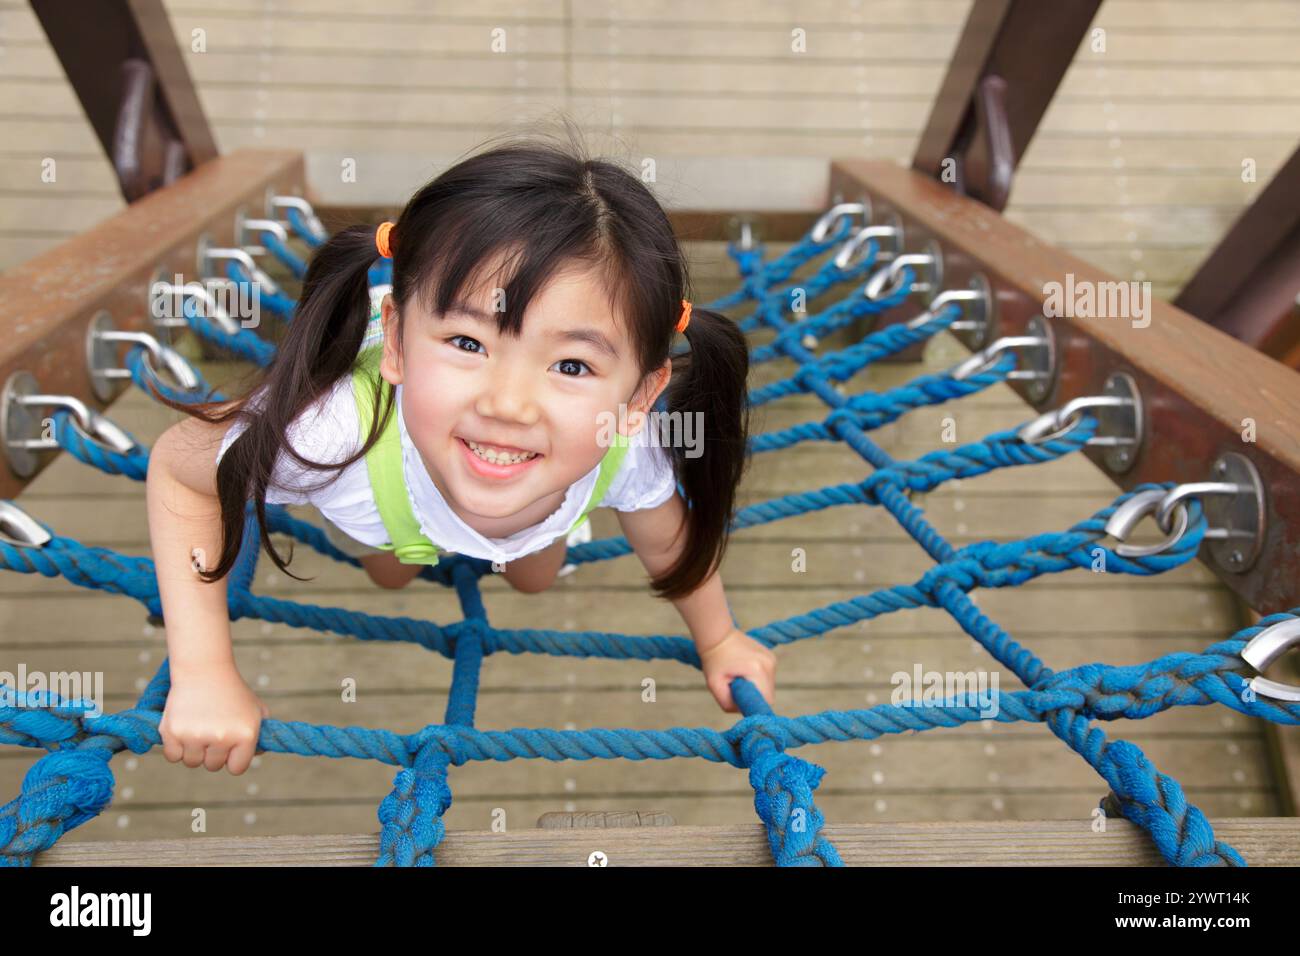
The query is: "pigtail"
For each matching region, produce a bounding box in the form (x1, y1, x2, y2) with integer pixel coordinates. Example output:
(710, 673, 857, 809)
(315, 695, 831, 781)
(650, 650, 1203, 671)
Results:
(649, 306, 752, 602)
(150, 224, 394, 584)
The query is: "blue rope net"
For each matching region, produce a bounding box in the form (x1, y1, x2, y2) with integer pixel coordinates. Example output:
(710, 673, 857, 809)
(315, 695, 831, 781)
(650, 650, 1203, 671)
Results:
(1, 209, 1296, 868)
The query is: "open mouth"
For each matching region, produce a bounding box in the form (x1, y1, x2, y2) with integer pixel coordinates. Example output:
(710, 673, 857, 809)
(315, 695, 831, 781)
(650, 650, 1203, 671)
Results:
(457, 437, 544, 478)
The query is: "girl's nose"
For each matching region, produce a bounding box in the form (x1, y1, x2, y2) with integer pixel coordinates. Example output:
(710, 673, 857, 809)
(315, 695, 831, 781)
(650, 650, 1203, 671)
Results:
(475, 372, 540, 424)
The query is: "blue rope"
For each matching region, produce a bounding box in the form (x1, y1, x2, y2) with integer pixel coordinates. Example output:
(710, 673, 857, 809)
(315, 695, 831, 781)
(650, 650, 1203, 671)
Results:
(0, 213, 1275, 868)
(182, 292, 277, 367)
(262, 229, 308, 279)
(285, 206, 324, 248)
(225, 260, 298, 320)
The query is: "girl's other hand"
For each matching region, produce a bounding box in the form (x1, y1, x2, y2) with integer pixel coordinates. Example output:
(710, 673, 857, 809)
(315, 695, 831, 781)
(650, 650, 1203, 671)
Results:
(699, 628, 777, 713)
(160, 664, 270, 775)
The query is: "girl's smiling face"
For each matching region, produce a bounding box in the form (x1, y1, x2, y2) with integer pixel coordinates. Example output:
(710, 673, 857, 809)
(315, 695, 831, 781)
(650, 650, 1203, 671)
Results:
(377, 261, 670, 538)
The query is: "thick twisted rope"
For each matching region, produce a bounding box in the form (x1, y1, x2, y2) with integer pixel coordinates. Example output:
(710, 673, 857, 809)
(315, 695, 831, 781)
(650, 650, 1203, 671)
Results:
(0, 208, 1272, 869)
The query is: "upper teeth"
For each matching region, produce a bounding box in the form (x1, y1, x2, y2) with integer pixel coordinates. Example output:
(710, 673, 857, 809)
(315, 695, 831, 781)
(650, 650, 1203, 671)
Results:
(467, 440, 537, 464)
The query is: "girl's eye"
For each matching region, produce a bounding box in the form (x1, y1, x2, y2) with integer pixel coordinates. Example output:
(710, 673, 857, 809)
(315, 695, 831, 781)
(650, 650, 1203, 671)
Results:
(446, 334, 484, 354)
(552, 358, 592, 377)
(446, 335, 591, 377)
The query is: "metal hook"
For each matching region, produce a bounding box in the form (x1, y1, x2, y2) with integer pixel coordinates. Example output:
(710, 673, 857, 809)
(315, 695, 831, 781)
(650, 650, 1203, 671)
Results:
(5, 390, 137, 455)
(150, 281, 242, 336)
(727, 214, 763, 251)
(1106, 465, 1265, 565)
(1103, 487, 1191, 558)
(810, 202, 868, 243)
(202, 245, 282, 297)
(1155, 481, 1249, 535)
(835, 225, 901, 270)
(1017, 396, 1136, 446)
(903, 289, 982, 330)
(944, 334, 1050, 381)
(865, 253, 930, 301)
(269, 194, 326, 240)
(241, 217, 288, 243)
(1241, 618, 1300, 702)
(90, 329, 202, 392)
(0, 500, 51, 548)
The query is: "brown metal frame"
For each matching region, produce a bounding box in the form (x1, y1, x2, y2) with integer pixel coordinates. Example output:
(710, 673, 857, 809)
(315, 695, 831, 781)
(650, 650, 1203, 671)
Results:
(0, 149, 306, 499)
(831, 159, 1300, 615)
(912, 0, 1103, 211)
(1174, 143, 1300, 367)
(29, 0, 218, 201)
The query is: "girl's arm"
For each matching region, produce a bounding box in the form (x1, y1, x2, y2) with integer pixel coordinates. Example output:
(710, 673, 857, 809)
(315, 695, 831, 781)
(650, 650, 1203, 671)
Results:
(617, 494, 776, 711)
(147, 415, 238, 672)
(617, 493, 733, 648)
(147, 414, 269, 774)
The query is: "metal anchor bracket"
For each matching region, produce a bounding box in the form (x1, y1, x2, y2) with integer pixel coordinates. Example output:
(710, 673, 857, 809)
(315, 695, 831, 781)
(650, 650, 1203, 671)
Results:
(197, 232, 282, 296)
(811, 200, 871, 244)
(1102, 458, 1266, 568)
(727, 214, 763, 252)
(267, 190, 326, 241)
(2, 370, 137, 478)
(235, 203, 288, 253)
(945, 319, 1055, 401)
(1017, 372, 1142, 467)
(903, 281, 989, 333)
(148, 280, 242, 339)
(86, 311, 202, 402)
(864, 239, 944, 302)
(835, 213, 905, 270)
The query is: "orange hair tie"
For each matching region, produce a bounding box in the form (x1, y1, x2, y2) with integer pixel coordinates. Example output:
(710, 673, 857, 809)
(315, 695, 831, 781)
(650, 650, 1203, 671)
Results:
(675, 299, 692, 333)
(375, 221, 395, 259)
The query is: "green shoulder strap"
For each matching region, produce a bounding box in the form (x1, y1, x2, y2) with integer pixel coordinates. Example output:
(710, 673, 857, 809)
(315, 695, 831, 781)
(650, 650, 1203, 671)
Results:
(569, 431, 632, 534)
(352, 345, 440, 564)
(351, 342, 633, 564)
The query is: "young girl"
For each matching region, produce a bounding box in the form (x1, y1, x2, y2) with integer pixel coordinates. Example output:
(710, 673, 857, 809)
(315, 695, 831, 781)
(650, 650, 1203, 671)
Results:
(145, 135, 774, 777)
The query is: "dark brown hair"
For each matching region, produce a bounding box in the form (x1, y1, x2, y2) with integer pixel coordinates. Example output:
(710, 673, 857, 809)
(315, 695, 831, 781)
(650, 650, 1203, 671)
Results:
(157, 126, 751, 601)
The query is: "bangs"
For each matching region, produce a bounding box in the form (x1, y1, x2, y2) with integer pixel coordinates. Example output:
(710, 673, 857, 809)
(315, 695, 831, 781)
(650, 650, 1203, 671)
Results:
(404, 205, 633, 342)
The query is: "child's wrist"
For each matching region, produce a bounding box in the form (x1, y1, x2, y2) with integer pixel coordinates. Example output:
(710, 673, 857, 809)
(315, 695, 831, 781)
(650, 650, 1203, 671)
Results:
(169, 650, 239, 680)
(694, 623, 738, 655)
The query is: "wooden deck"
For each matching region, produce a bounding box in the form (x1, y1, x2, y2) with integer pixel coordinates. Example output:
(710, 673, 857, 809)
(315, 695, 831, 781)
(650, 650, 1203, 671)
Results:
(2, 238, 1294, 864)
(32, 819, 1300, 866)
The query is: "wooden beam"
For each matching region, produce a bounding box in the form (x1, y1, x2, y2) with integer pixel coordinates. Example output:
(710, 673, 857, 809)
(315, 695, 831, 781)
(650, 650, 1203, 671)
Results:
(912, 0, 1103, 211)
(1174, 143, 1300, 368)
(831, 159, 1300, 614)
(31, 818, 1300, 865)
(28, 0, 218, 200)
(0, 149, 306, 500)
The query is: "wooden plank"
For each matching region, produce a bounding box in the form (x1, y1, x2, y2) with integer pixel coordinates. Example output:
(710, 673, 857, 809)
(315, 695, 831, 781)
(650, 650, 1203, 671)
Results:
(537, 810, 675, 828)
(56, 0, 1290, 32)
(30, 818, 1300, 866)
(16, 77, 1300, 140)
(10, 784, 1280, 846)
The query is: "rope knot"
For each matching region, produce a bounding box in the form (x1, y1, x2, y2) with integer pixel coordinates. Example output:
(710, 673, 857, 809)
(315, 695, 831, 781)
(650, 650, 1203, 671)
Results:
(734, 715, 787, 759)
(375, 742, 453, 867)
(915, 541, 1001, 597)
(22, 749, 116, 837)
